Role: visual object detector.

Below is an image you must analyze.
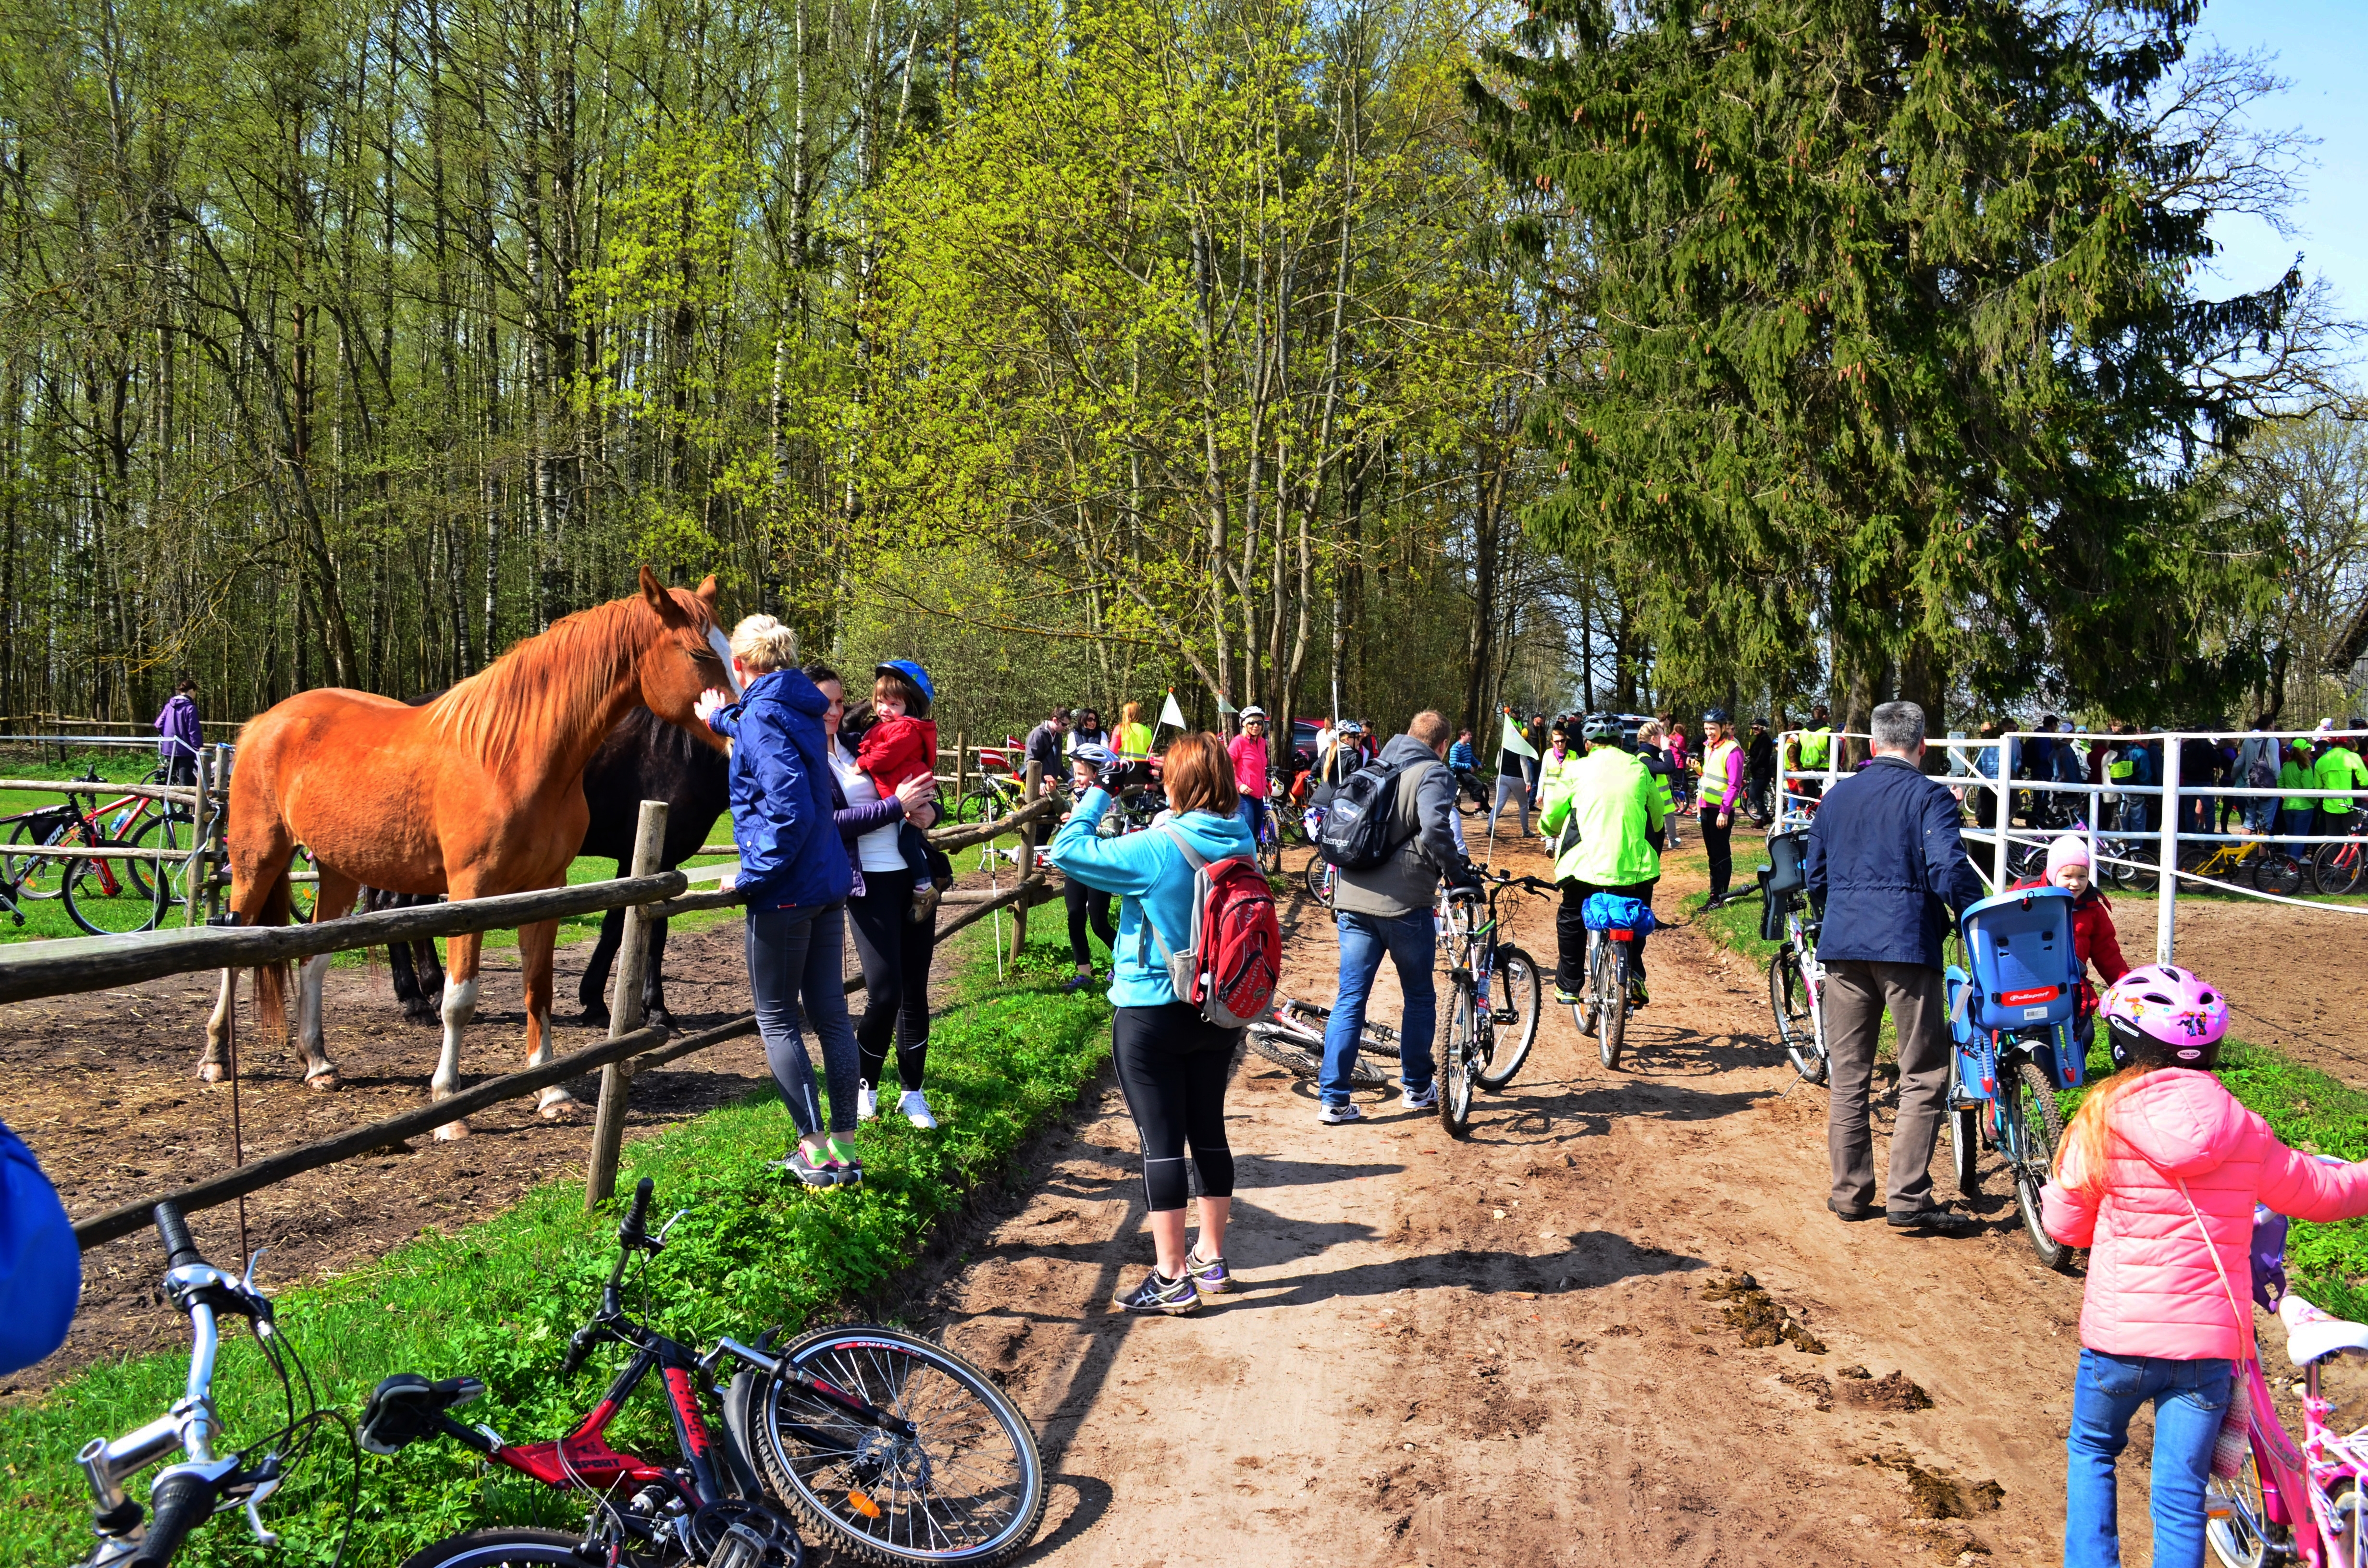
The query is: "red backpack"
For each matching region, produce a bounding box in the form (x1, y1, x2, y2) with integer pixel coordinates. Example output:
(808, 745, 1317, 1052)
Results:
(1138, 823, 1282, 1029)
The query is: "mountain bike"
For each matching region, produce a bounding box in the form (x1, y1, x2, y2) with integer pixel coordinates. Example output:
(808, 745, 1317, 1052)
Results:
(363, 1177, 1046, 1568)
(2315, 827, 2365, 896)
(2205, 1208, 2368, 1568)
(1436, 872, 1548, 1136)
(1941, 1004, 2076, 1272)
(1, 765, 193, 933)
(2096, 832, 2159, 894)
(1247, 994, 1393, 1089)
(1249, 797, 1283, 878)
(1765, 895, 1829, 1086)
(72, 1202, 354, 1567)
(2181, 836, 2301, 897)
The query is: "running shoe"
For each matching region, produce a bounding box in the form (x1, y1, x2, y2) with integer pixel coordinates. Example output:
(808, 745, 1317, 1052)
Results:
(855, 1081, 880, 1122)
(1113, 1269, 1200, 1315)
(1061, 970, 1098, 992)
(824, 1135, 864, 1188)
(1185, 1249, 1233, 1295)
(1401, 1081, 1438, 1111)
(1554, 987, 1581, 1006)
(771, 1149, 841, 1188)
(898, 1089, 939, 1129)
(1628, 977, 1650, 1008)
(1317, 1102, 1363, 1125)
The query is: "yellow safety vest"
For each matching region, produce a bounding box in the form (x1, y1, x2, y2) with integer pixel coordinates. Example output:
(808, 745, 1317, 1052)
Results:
(1798, 727, 1831, 770)
(1699, 738, 1742, 809)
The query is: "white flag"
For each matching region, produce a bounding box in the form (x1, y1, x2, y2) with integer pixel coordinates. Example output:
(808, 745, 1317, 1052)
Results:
(1499, 711, 1538, 760)
(1158, 690, 1189, 730)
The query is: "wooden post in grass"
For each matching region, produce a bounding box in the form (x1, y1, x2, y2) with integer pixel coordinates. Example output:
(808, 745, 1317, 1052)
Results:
(1011, 760, 1043, 955)
(183, 747, 210, 928)
(953, 731, 968, 808)
(207, 744, 232, 923)
(587, 799, 668, 1210)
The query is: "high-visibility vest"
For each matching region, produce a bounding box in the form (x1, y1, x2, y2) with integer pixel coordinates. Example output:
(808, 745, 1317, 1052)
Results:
(2106, 749, 2135, 783)
(1798, 727, 1831, 770)
(1699, 739, 1742, 809)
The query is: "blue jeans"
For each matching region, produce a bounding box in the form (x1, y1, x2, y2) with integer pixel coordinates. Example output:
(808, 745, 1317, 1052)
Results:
(1322, 909, 1436, 1105)
(1237, 795, 1269, 845)
(2063, 1348, 2231, 1568)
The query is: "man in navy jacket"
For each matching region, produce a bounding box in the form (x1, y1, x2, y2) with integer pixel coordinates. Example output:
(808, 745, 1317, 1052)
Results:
(1805, 700, 1987, 1232)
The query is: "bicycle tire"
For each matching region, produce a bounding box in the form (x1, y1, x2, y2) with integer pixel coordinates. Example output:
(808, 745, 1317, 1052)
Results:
(1596, 941, 1627, 1071)
(398, 1528, 615, 1568)
(1247, 1025, 1388, 1087)
(748, 1323, 1047, 1568)
(3, 815, 75, 899)
(2315, 841, 2366, 897)
(2010, 1060, 2074, 1273)
(2109, 841, 2158, 894)
(130, 811, 187, 909)
(1946, 1102, 1981, 1198)
(2205, 1452, 2283, 1568)
(2254, 851, 2304, 898)
(1299, 857, 1335, 910)
(1767, 946, 1826, 1084)
(1474, 946, 1540, 1090)
(1256, 833, 1282, 878)
(1440, 987, 1476, 1138)
(1268, 998, 1403, 1057)
(61, 852, 165, 935)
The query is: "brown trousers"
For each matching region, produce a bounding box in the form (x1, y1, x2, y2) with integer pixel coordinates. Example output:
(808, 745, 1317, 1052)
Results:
(1822, 958, 1949, 1214)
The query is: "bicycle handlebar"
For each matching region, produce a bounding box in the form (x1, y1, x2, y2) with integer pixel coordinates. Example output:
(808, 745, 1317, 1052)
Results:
(154, 1202, 203, 1272)
(125, 1469, 218, 1568)
(619, 1177, 654, 1248)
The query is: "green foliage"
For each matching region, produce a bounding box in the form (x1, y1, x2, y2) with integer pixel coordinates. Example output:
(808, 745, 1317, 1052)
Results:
(0, 925, 1110, 1566)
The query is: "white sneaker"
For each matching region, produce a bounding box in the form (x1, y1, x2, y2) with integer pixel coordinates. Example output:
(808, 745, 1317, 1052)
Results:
(855, 1081, 880, 1123)
(1317, 1102, 1363, 1125)
(1401, 1082, 1439, 1111)
(899, 1089, 938, 1130)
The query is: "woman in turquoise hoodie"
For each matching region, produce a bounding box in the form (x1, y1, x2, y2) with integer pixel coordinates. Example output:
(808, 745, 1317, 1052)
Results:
(1047, 730, 1257, 1316)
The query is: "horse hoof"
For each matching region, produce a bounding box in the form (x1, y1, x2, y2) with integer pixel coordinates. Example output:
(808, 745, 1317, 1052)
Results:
(434, 1120, 471, 1142)
(197, 1062, 225, 1084)
(536, 1090, 580, 1122)
(645, 1009, 677, 1036)
(580, 1004, 612, 1029)
(306, 1070, 342, 1092)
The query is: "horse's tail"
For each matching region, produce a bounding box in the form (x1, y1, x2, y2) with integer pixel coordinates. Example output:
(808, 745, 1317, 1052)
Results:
(247, 869, 294, 1046)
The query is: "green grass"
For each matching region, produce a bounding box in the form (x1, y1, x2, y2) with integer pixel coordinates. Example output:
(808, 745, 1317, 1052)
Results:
(1687, 882, 2368, 1315)
(0, 921, 1112, 1566)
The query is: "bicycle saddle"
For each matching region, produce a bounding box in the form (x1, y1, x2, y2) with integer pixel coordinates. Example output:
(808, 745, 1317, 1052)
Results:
(2280, 1295, 2368, 1369)
(358, 1373, 486, 1456)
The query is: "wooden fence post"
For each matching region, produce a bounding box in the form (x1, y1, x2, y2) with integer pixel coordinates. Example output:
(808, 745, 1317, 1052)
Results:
(953, 730, 968, 806)
(1011, 760, 1043, 954)
(586, 799, 668, 1210)
(184, 747, 210, 928)
(208, 744, 231, 922)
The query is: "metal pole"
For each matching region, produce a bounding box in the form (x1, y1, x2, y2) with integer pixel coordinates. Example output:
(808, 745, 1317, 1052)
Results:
(1993, 736, 2010, 889)
(1011, 761, 1043, 954)
(2155, 735, 2181, 966)
(586, 798, 669, 1210)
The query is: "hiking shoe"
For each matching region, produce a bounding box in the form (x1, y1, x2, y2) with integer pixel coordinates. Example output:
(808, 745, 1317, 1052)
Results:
(899, 1090, 938, 1130)
(855, 1081, 880, 1123)
(1628, 978, 1650, 1008)
(1317, 1102, 1363, 1125)
(1401, 1081, 1439, 1111)
(1888, 1204, 1976, 1235)
(1113, 1269, 1200, 1315)
(772, 1149, 841, 1188)
(1185, 1249, 1233, 1295)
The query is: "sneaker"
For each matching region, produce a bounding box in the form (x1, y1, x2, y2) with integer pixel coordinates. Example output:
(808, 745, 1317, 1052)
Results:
(1185, 1248, 1233, 1295)
(1317, 1102, 1363, 1125)
(1113, 1269, 1200, 1315)
(772, 1149, 841, 1188)
(1554, 987, 1581, 1007)
(1628, 979, 1650, 1008)
(855, 1081, 880, 1123)
(1401, 1081, 1439, 1111)
(824, 1135, 864, 1188)
(898, 1089, 938, 1130)
(1061, 970, 1097, 992)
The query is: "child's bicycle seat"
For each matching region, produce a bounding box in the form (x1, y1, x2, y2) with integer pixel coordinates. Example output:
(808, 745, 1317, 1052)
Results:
(1958, 886, 2079, 1033)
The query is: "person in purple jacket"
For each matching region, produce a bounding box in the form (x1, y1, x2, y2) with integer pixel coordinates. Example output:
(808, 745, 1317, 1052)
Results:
(154, 676, 203, 785)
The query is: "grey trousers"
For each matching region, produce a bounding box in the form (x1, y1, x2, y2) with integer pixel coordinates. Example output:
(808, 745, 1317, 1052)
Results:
(1823, 958, 1949, 1214)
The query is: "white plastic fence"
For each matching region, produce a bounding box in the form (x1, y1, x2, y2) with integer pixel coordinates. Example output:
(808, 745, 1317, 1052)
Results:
(1773, 727, 2368, 967)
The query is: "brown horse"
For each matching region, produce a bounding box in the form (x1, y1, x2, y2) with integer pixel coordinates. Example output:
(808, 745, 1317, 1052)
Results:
(203, 567, 733, 1139)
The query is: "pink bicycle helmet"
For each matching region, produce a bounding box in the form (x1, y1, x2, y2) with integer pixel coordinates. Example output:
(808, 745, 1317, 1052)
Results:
(2100, 964, 2229, 1071)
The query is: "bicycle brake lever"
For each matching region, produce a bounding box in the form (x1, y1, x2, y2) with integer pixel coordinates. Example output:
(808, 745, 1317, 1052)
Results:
(239, 1247, 271, 1295)
(240, 1470, 283, 1547)
(652, 1208, 691, 1249)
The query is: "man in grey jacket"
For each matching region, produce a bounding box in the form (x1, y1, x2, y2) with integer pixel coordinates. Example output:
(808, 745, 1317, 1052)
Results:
(1319, 710, 1476, 1123)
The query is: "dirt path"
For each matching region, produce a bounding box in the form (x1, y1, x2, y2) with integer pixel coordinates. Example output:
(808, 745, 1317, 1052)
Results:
(924, 835, 2119, 1567)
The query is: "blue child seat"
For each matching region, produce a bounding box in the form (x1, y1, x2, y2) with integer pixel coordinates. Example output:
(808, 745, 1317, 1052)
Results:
(1958, 886, 2080, 1033)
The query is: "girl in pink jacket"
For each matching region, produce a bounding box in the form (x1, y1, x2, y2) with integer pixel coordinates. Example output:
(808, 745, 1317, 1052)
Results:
(2043, 964, 2368, 1568)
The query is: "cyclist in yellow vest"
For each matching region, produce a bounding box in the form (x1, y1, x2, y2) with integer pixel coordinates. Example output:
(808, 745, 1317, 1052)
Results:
(2312, 729, 2368, 842)
(1697, 708, 1746, 906)
(1792, 703, 1834, 804)
(1536, 722, 1582, 855)
(1115, 701, 1154, 762)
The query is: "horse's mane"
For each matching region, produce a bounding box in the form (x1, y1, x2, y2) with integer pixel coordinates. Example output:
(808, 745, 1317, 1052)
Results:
(427, 593, 700, 773)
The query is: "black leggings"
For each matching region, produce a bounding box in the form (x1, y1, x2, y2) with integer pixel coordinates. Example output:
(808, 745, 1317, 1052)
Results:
(1701, 811, 1733, 900)
(846, 869, 936, 1091)
(1112, 1004, 1237, 1213)
(1066, 878, 1116, 968)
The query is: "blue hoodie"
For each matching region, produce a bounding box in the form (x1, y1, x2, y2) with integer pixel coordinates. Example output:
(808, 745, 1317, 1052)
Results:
(1, 1122, 76, 1375)
(706, 668, 852, 913)
(1046, 789, 1258, 1009)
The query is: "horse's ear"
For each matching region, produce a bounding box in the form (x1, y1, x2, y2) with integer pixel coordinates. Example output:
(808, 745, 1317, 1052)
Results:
(638, 564, 690, 626)
(693, 575, 720, 614)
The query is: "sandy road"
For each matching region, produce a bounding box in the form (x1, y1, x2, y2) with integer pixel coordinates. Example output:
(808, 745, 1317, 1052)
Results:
(920, 835, 2152, 1568)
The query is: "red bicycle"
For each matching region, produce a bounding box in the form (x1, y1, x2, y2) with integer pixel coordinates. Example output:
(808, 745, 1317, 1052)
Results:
(361, 1178, 1045, 1568)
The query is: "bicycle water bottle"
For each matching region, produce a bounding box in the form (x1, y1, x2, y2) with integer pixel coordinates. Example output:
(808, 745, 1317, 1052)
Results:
(110, 807, 133, 836)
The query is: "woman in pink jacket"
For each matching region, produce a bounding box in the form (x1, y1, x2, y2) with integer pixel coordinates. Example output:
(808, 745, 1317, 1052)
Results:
(2043, 965, 2368, 1568)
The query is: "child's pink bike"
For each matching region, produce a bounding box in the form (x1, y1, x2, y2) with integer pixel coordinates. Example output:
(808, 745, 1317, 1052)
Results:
(2206, 1210, 2368, 1566)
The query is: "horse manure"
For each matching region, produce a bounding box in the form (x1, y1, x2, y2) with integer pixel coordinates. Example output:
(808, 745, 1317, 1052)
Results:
(1779, 1370, 1835, 1410)
(1864, 1450, 2002, 1520)
(1838, 1364, 1873, 1379)
(1700, 1272, 1826, 1353)
(1840, 1370, 1935, 1412)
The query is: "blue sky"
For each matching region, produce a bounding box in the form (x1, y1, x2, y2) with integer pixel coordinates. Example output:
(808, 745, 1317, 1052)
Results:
(2194, 0, 2368, 327)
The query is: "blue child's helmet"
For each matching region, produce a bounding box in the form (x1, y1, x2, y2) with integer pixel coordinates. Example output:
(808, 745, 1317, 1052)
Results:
(874, 660, 935, 704)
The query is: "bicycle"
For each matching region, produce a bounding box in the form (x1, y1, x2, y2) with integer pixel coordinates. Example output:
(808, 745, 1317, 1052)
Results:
(1570, 895, 1652, 1071)
(1436, 872, 1548, 1137)
(2204, 1207, 2368, 1568)
(1942, 1007, 2077, 1271)
(2315, 829, 2365, 897)
(2181, 835, 2304, 898)
(72, 1202, 355, 1567)
(0, 764, 194, 934)
(1247, 994, 1394, 1089)
(1765, 894, 1829, 1086)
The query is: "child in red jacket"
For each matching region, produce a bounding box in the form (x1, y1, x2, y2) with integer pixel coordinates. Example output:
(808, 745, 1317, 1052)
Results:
(854, 660, 944, 922)
(2010, 833, 2129, 1050)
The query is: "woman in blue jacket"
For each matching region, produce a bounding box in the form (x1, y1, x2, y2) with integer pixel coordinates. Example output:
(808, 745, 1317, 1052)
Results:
(695, 617, 860, 1188)
(1047, 731, 1257, 1316)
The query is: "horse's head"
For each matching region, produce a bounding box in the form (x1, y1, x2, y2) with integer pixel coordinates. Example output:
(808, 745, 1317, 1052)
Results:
(636, 566, 734, 752)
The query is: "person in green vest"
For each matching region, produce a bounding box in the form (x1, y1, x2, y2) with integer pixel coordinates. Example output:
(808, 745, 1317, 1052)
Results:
(2103, 724, 2139, 833)
(1792, 702, 1834, 804)
(2311, 728, 2367, 845)
(2279, 739, 2319, 857)
(1697, 709, 1747, 906)
(1538, 713, 1665, 1008)
(1536, 722, 1583, 857)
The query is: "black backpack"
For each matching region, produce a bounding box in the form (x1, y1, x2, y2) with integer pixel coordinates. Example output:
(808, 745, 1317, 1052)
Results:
(1317, 758, 1419, 871)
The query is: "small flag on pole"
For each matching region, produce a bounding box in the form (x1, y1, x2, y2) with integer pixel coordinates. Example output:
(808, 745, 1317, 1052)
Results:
(1498, 710, 1538, 761)
(1215, 696, 1237, 714)
(1158, 690, 1189, 730)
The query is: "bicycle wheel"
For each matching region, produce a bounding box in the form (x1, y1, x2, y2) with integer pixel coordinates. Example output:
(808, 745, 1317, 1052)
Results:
(748, 1323, 1047, 1568)
(2010, 1060, 2074, 1273)
(399, 1529, 624, 1568)
(1596, 943, 1627, 1071)
(1946, 1100, 1981, 1198)
(1256, 831, 1282, 879)
(2109, 841, 2158, 894)
(1270, 998, 1403, 1057)
(1475, 945, 1540, 1090)
(1440, 987, 1476, 1138)
(1300, 857, 1334, 909)
(2254, 851, 2304, 898)
(2315, 842, 2366, 896)
(130, 811, 187, 910)
(2, 814, 77, 899)
(1247, 1025, 1387, 1087)
(1767, 946, 1825, 1085)
(2205, 1446, 2283, 1568)
(62, 853, 165, 935)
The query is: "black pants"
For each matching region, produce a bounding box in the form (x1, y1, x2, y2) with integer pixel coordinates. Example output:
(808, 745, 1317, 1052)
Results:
(1555, 878, 1656, 994)
(1701, 811, 1734, 899)
(747, 903, 860, 1138)
(846, 869, 936, 1092)
(1112, 1004, 1238, 1213)
(1066, 878, 1115, 968)
(165, 754, 197, 787)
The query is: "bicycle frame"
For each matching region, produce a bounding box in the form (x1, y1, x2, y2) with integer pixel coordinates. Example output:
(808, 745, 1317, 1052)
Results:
(495, 1332, 725, 1507)
(2211, 1276, 2368, 1566)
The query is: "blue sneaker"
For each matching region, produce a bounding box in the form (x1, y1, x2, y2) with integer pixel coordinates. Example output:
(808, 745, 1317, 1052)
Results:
(1113, 1269, 1200, 1315)
(1185, 1248, 1233, 1295)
